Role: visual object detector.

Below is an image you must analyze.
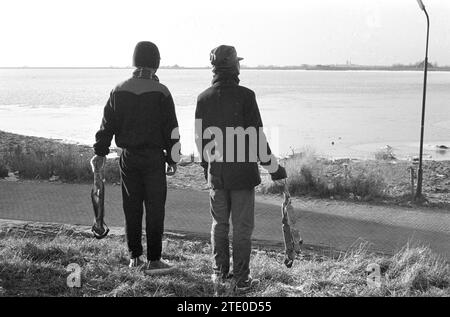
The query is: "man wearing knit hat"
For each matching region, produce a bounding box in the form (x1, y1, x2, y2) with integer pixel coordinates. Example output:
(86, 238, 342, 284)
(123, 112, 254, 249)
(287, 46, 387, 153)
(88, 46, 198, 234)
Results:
(92, 41, 180, 274)
(195, 45, 287, 292)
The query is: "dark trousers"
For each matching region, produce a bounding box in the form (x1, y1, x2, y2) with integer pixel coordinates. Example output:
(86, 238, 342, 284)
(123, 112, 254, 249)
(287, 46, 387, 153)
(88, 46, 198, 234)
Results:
(119, 148, 167, 261)
(210, 188, 255, 282)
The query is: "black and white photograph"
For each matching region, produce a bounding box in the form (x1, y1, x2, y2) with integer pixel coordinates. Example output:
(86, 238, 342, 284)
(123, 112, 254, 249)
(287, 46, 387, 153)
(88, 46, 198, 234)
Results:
(0, 0, 449, 301)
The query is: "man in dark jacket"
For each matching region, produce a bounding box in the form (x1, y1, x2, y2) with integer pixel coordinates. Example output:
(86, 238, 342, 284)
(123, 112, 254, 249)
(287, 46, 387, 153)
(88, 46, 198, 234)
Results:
(92, 41, 180, 274)
(195, 45, 287, 291)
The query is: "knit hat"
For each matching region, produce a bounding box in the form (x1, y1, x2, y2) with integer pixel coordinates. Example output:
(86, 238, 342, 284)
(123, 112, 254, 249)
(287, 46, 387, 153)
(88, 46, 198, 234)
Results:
(133, 41, 160, 69)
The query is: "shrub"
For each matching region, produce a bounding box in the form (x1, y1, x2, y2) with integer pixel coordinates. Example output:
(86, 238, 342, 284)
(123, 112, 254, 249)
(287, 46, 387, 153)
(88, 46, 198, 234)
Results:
(261, 152, 387, 200)
(0, 160, 8, 178)
(348, 169, 386, 199)
(2, 143, 120, 183)
(374, 146, 396, 161)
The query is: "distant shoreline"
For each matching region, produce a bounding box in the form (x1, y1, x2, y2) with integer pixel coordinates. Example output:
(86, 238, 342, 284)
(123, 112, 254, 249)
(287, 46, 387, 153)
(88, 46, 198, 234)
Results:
(1, 66, 450, 71)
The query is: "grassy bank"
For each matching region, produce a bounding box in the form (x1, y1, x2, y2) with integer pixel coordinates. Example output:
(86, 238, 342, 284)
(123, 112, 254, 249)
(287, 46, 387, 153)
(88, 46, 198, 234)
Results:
(261, 153, 386, 200)
(0, 130, 206, 190)
(0, 225, 448, 297)
(1, 130, 449, 206)
(0, 130, 120, 183)
(260, 149, 450, 206)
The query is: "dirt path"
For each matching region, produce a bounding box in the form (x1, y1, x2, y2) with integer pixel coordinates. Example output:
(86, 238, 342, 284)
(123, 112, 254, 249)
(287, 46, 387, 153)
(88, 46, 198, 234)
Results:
(0, 181, 449, 259)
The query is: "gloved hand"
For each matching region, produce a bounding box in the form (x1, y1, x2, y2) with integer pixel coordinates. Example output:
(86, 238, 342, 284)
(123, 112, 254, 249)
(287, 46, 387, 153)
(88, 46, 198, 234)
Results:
(166, 164, 177, 176)
(270, 165, 287, 181)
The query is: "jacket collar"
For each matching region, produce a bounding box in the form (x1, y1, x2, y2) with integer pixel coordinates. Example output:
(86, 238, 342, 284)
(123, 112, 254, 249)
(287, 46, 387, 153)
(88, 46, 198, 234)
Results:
(211, 72, 240, 86)
(132, 67, 159, 81)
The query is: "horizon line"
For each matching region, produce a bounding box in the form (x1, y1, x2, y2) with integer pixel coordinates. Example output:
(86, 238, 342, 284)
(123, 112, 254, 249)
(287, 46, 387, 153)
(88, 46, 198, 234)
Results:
(1, 63, 449, 70)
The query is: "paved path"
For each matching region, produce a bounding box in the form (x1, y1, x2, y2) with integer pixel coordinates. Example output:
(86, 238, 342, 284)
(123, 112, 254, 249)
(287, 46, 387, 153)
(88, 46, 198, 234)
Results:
(0, 181, 449, 259)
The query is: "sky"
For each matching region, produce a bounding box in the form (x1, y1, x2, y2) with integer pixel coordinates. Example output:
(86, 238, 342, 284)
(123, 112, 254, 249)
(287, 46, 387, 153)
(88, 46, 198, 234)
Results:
(1, 0, 449, 67)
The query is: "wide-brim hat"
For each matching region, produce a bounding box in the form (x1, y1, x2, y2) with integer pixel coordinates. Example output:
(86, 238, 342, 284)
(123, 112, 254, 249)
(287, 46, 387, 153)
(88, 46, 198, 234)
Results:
(210, 45, 243, 67)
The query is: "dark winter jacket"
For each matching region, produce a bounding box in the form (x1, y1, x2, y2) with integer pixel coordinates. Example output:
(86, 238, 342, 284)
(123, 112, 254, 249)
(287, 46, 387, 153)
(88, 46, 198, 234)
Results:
(94, 75, 180, 165)
(195, 73, 275, 190)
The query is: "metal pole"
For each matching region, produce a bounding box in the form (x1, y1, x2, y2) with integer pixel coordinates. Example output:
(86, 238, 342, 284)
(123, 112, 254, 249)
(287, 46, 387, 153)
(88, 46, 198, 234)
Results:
(416, 8, 430, 199)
